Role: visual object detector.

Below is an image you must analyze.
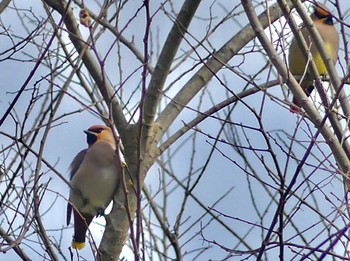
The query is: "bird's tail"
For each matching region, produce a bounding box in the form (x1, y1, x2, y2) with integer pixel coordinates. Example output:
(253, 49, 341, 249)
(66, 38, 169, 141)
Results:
(71, 210, 93, 250)
(290, 80, 315, 113)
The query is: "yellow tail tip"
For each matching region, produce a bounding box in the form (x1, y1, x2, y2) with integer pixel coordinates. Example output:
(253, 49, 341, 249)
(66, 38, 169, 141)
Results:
(71, 240, 85, 250)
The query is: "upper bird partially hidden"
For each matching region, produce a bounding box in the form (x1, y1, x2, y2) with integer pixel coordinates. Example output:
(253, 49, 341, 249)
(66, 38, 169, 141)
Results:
(67, 125, 122, 250)
(288, 2, 339, 113)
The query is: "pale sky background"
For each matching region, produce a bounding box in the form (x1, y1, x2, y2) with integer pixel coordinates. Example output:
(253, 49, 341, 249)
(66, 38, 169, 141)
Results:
(1, 0, 350, 260)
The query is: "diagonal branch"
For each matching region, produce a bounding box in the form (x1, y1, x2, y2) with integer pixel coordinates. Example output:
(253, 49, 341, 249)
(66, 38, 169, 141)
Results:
(142, 0, 201, 132)
(154, 1, 285, 143)
(157, 82, 272, 156)
(243, 0, 350, 187)
(290, 0, 350, 124)
(43, 0, 128, 132)
(242, 0, 350, 257)
(278, 0, 350, 158)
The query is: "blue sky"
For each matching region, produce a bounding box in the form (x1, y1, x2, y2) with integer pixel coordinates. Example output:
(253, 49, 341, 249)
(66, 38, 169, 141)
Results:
(1, 0, 350, 260)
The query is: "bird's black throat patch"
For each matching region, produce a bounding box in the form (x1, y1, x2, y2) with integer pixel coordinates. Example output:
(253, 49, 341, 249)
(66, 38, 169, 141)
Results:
(86, 133, 97, 145)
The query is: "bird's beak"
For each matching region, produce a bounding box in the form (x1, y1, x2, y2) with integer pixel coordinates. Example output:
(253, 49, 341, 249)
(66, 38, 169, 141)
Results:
(84, 130, 94, 135)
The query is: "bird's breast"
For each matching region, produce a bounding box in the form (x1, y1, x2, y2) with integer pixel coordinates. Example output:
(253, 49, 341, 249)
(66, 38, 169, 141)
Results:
(69, 143, 120, 215)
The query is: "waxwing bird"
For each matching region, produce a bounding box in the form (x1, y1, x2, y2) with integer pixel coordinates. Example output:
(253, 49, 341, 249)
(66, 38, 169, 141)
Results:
(66, 125, 121, 250)
(288, 2, 339, 112)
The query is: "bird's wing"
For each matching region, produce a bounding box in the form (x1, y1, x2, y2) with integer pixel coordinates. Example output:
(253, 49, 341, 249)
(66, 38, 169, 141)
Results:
(67, 149, 87, 226)
(69, 149, 88, 179)
(67, 202, 73, 226)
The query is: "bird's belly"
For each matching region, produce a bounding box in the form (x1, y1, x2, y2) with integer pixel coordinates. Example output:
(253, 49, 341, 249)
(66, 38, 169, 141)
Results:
(71, 166, 118, 214)
(84, 168, 117, 202)
(289, 48, 307, 75)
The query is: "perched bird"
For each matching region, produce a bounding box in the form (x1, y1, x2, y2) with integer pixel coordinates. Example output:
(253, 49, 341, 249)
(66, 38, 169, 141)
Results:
(288, 2, 339, 112)
(67, 125, 121, 250)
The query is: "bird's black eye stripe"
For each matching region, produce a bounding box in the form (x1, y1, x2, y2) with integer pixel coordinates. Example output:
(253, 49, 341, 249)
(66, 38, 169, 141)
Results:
(92, 128, 103, 133)
(314, 8, 331, 19)
(315, 12, 329, 19)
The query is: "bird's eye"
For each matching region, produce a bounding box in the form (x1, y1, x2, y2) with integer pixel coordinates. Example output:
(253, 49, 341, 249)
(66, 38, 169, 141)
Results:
(96, 129, 103, 133)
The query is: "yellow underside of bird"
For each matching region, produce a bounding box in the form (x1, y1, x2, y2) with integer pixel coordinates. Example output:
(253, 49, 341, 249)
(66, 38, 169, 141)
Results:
(313, 43, 335, 75)
(290, 42, 335, 76)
